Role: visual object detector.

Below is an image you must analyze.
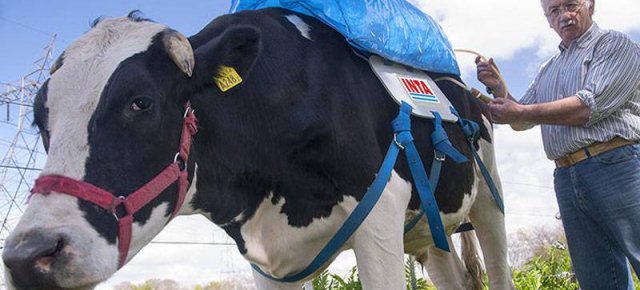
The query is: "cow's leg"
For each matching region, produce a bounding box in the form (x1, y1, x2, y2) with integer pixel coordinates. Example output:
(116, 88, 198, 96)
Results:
(252, 269, 303, 290)
(352, 171, 411, 290)
(468, 135, 515, 290)
(423, 238, 474, 290)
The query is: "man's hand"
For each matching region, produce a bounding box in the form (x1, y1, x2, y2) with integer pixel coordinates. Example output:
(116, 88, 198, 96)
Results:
(488, 97, 525, 124)
(476, 56, 505, 97)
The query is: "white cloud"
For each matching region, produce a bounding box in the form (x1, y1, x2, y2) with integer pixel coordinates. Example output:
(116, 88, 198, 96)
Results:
(410, 0, 640, 75)
(492, 126, 560, 233)
(412, 0, 549, 57)
(595, 0, 640, 32)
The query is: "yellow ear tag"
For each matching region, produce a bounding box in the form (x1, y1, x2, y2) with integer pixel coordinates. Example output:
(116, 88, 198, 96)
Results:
(214, 65, 243, 92)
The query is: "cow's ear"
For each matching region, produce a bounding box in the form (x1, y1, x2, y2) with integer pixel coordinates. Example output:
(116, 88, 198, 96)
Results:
(192, 25, 262, 88)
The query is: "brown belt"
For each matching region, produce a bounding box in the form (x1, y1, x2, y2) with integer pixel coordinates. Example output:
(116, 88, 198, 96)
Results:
(554, 137, 636, 168)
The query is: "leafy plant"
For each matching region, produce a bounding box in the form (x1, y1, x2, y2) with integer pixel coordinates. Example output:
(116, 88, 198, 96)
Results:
(512, 244, 578, 290)
(309, 259, 434, 290)
(328, 267, 362, 290)
(404, 258, 433, 290)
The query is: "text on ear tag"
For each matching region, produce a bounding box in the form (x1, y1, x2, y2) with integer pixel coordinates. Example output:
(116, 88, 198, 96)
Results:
(214, 65, 243, 92)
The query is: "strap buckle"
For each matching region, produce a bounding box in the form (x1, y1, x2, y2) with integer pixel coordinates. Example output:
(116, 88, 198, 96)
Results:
(173, 153, 187, 171)
(393, 134, 405, 150)
(110, 196, 127, 221)
(183, 105, 193, 118)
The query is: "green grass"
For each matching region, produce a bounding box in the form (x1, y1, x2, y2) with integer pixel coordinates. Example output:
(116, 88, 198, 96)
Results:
(309, 259, 435, 290)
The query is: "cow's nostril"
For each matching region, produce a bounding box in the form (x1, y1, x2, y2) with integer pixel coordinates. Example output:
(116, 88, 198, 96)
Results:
(2, 230, 67, 289)
(34, 237, 66, 273)
(39, 235, 65, 257)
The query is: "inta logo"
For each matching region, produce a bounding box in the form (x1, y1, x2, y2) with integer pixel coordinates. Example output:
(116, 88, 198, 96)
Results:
(398, 77, 440, 103)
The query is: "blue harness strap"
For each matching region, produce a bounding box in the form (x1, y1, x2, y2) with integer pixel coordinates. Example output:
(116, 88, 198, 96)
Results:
(431, 112, 469, 164)
(403, 111, 468, 234)
(450, 107, 505, 213)
(405, 107, 505, 238)
(252, 102, 450, 282)
(396, 106, 449, 252)
(403, 154, 442, 234)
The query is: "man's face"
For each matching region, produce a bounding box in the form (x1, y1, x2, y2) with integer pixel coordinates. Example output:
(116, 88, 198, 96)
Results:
(543, 0, 594, 46)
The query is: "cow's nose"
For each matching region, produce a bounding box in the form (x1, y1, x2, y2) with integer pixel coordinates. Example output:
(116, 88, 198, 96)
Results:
(2, 229, 66, 289)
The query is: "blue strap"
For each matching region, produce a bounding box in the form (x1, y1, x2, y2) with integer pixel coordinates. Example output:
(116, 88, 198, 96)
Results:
(395, 103, 449, 251)
(450, 107, 505, 213)
(403, 151, 443, 234)
(431, 112, 469, 164)
(252, 103, 452, 282)
(404, 143, 449, 251)
(252, 102, 422, 282)
(469, 142, 504, 213)
(404, 112, 468, 234)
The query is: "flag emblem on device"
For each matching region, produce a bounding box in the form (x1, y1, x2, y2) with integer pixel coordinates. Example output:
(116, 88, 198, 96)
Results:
(398, 77, 440, 103)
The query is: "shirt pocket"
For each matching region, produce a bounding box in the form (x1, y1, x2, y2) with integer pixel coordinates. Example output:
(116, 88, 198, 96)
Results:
(581, 54, 593, 86)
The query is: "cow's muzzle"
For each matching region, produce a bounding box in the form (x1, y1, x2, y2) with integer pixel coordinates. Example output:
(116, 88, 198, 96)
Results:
(3, 229, 69, 290)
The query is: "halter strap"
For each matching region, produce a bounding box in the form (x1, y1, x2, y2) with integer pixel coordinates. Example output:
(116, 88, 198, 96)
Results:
(30, 103, 198, 268)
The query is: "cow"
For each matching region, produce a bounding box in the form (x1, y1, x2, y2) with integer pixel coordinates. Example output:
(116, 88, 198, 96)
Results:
(2, 8, 513, 290)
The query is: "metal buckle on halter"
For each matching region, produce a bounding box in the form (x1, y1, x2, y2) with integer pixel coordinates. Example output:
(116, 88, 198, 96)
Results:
(171, 105, 195, 172)
(183, 105, 195, 118)
(110, 196, 126, 221)
(173, 153, 187, 171)
(434, 151, 446, 162)
(183, 104, 198, 136)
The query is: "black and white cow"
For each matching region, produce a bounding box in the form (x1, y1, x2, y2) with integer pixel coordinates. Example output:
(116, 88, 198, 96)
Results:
(2, 9, 513, 290)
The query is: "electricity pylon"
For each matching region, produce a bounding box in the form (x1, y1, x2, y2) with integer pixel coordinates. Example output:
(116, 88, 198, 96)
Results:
(0, 35, 55, 252)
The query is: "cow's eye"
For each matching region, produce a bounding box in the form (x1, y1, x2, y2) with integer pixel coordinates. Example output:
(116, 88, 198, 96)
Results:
(131, 96, 153, 111)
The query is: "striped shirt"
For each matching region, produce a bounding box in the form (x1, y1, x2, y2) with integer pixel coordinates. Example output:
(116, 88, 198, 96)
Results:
(520, 23, 640, 160)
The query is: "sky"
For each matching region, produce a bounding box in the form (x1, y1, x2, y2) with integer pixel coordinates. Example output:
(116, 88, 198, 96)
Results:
(1, 0, 640, 288)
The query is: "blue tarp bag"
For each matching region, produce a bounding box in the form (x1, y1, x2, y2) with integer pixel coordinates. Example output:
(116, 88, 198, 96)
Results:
(229, 0, 461, 76)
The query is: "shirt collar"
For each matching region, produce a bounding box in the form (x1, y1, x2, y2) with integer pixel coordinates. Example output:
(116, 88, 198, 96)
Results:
(558, 22, 601, 52)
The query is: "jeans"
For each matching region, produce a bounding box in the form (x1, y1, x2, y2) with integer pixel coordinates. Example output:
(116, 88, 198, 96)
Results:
(554, 144, 640, 290)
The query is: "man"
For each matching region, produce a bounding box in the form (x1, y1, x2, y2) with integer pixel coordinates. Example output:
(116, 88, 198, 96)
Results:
(476, 0, 640, 289)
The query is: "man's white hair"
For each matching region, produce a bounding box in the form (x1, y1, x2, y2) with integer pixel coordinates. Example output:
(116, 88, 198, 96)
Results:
(583, 0, 594, 9)
(540, 0, 594, 11)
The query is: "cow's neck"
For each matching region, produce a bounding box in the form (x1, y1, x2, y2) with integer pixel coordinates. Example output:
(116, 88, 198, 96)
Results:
(183, 94, 271, 252)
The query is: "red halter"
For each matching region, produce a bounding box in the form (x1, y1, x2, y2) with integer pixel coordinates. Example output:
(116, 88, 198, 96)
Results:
(30, 103, 198, 268)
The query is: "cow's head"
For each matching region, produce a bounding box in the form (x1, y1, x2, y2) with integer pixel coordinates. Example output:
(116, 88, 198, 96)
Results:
(2, 12, 261, 290)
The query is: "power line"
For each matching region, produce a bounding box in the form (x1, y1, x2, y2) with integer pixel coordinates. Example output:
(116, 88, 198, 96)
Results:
(502, 181, 553, 189)
(0, 165, 41, 171)
(150, 241, 236, 246)
(506, 212, 558, 218)
(0, 16, 60, 41)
